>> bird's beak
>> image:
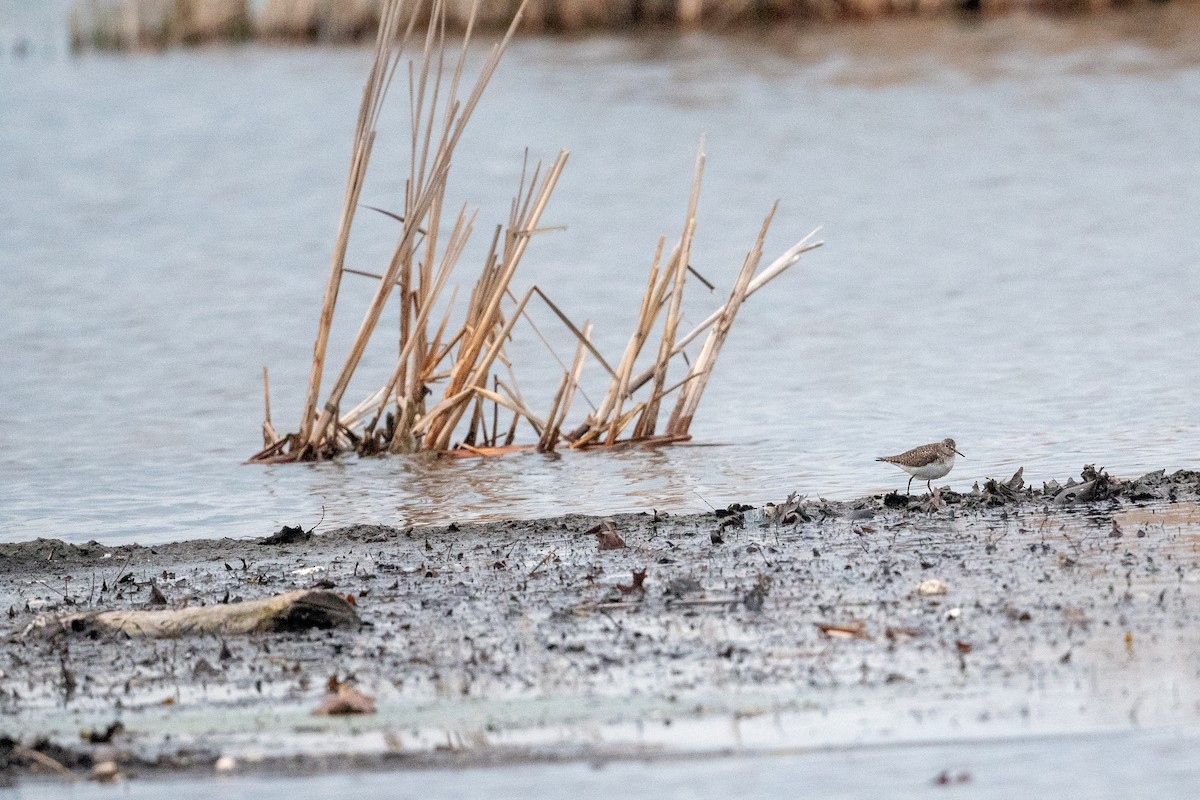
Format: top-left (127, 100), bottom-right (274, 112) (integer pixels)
top-left (954, 448), bottom-right (966, 458)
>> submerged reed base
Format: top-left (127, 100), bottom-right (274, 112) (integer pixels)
top-left (248, 0), bottom-right (821, 464)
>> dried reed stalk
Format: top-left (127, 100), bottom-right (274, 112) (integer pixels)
top-left (667, 203), bottom-right (775, 436)
top-left (262, 366), bottom-right (281, 448)
top-left (566, 238), bottom-right (665, 448)
top-left (622, 229), bottom-right (824, 399)
top-left (538, 321), bottom-right (591, 452)
top-left (410, 284), bottom-right (534, 437)
top-left (358, 205), bottom-right (476, 440)
top-left (302, 0), bottom-right (528, 456)
top-left (421, 151), bottom-right (569, 450)
top-left (632, 143), bottom-right (705, 439)
top-left (299, 0), bottom-right (417, 446)
top-left (474, 386), bottom-right (545, 435)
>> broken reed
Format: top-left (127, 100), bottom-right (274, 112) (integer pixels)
top-left (251, 0), bottom-right (822, 464)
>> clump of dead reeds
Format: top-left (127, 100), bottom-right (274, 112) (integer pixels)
top-left (251, 0), bottom-right (821, 464)
top-left (561, 148), bottom-right (823, 453)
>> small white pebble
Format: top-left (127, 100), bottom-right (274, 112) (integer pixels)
top-left (215, 756), bottom-right (237, 773)
top-left (89, 761), bottom-right (120, 783)
top-left (917, 578), bottom-right (948, 597)
top-left (945, 607), bottom-right (962, 621)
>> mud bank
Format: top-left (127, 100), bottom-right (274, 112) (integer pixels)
top-left (2, 466), bottom-right (1199, 783)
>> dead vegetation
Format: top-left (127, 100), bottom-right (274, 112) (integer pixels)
top-left (251, 0), bottom-right (822, 464)
top-left (68, 0), bottom-right (1183, 50)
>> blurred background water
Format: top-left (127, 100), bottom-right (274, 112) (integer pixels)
top-left (2, 2), bottom-right (1199, 544)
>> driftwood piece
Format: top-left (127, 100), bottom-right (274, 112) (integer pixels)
top-left (25, 590), bottom-right (358, 639)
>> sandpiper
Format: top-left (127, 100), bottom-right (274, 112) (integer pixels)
top-left (876, 438), bottom-right (964, 495)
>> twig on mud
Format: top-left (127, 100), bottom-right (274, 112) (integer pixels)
top-left (570, 601), bottom-right (640, 613)
top-left (599, 609), bottom-right (624, 638)
top-left (572, 597), bottom-right (737, 615)
top-left (110, 547), bottom-right (134, 590)
top-left (747, 542), bottom-right (775, 569)
top-left (32, 579), bottom-right (72, 603)
top-left (528, 548), bottom-right (557, 577)
top-left (309, 505), bottom-right (326, 534)
top-left (666, 598), bottom-right (740, 608)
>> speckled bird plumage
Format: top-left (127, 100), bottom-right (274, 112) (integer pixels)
top-left (877, 438), bottom-right (964, 495)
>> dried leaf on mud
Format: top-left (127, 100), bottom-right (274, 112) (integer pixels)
top-left (764, 492), bottom-right (804, 524)
top-left (588, 519), bottom-right (625, 550)
top-left (147, 583), bottom-right (168, 605)
top-left (918, 489), bottom-right (946, 512)
top-left (313, 677), bottom-right (376, 716)
top-left (617, 569), bottom-right (647, 594)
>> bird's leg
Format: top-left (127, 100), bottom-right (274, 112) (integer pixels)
top-left (927, 479), bottom-right (933, 495)
top-left (906, 476), bottom-right (914, 495)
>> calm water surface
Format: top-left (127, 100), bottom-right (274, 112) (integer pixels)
top-left (2, 8), bottom-right (1200, 545)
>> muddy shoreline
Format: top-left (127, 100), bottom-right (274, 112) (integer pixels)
top-left (3, 466), bottom-right (1200, 783)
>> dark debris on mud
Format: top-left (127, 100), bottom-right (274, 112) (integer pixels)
top-left (2, 467), bottom-right (1199, 781)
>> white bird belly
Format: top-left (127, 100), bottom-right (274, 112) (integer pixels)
top-left (900, 458), bottom-right (953, 480)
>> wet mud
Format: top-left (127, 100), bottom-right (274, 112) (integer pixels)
top-left (2, 467), bottom-right (1199, 783)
